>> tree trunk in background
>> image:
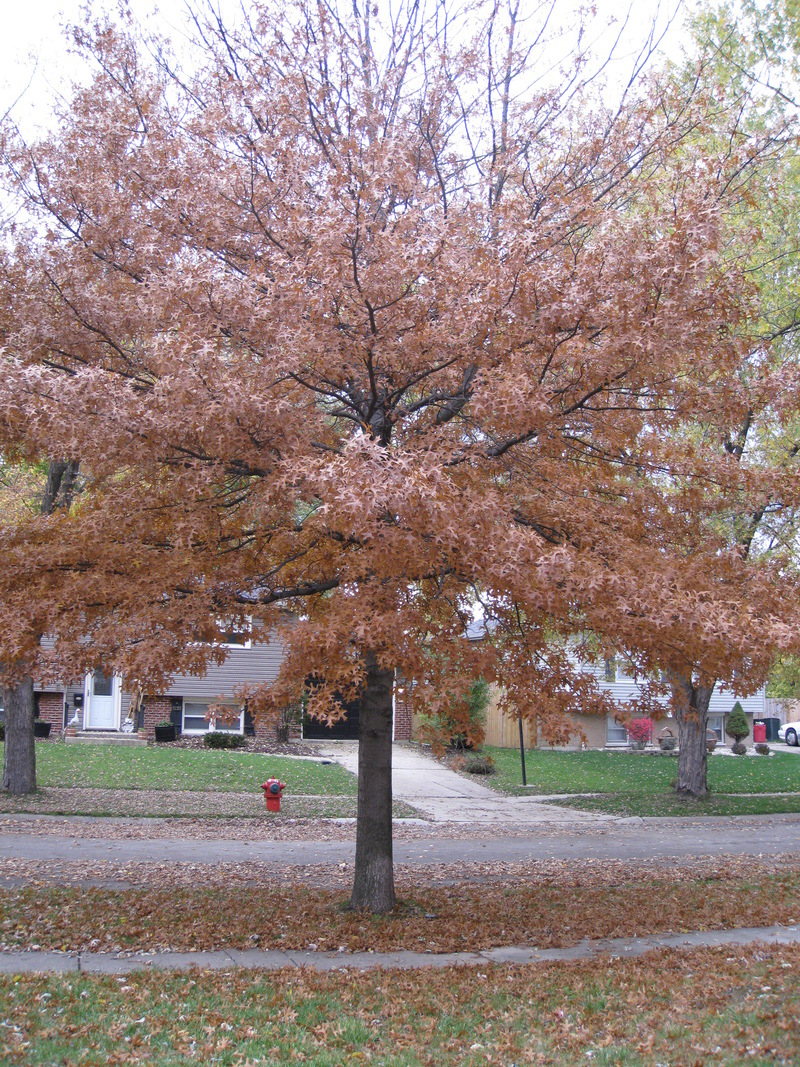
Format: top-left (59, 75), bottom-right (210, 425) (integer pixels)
top-left (1, 678), bottom-right (36, 795)
top-left (349, 653), bottom-right (396, 913)
top-left (41, 459), bottom-right (79, 515)
top-left (673, 676), bottom-right (714, 798)
top-left (2, 460), bottom-right (80, 795)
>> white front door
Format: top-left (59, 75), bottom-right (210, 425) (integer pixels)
top-left (85, 670), bottom-right (118, 729)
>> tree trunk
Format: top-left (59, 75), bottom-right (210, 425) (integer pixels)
top-left (2, 677), bottom-right (36, 795)
top-left (41, 458), bottom-right (79, 514)
top-left (2, 459), bottom-right (80, 794)
top-left (672, 676), bottom-right (714, 798)
top-left (349, 653), bottom-right (396, 913)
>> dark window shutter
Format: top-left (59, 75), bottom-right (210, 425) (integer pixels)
top-left (170, 698), bottom-right (183, 734)
top-left (244, 707), bottom-right (255, 736)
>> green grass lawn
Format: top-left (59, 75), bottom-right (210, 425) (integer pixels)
top-left (483, 745), bottom-right (800, 794)
top-left (3, 944), bottom-right (799, 1066)
top-left (478, 745), bottom-right (800, 816)
top-left (8, 743), bottom-right (358, 795)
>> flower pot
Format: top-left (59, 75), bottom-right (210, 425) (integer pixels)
top-left (154, 724), bottom-right (176, 743)
top-left (34, 721), bottom-right (52, 739)
top-left (659, 728), bottom-right (676, 752)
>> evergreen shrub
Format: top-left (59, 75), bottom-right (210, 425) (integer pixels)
top-left (204, 731), bottom-right (247, 750)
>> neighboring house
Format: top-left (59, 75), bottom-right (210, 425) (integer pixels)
top-left (26, 629), bottom-right (415, 743)
top-left (404, 650), bottom-right (770, 750)
top-left (20, 621), bottom-right (280, 740)
top-left (563, 658), bottom-right (768, 750)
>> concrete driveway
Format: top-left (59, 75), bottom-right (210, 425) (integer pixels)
top-left (317, 742), bottom-right (608, 826)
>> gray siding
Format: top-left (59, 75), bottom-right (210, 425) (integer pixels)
top-left (161, 636), bottom-right (285, 701)
top-left (707, 686), bottom-right (765, 716)
top-left (38, 627), bottom-right (285, 705)
top-left (588, 662), bottom-right (766, 715)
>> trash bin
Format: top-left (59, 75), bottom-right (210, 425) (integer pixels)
top-left (764, 717), bottom-right (781, 742)
top-left (753, 721), bottom-right (767, 743)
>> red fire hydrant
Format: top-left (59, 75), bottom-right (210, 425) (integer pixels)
top-left (261, 778), bottom-right (286, 813)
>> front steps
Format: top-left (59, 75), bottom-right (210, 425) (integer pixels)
top-left (64, 730), bottom-right (148, 746)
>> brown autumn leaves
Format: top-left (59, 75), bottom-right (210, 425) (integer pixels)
top-left (0, 1), bottom-right (798, 742)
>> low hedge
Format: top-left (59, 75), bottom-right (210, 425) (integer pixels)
top-left (203, 731), bottom-right (247, 750)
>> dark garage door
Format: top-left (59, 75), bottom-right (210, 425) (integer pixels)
top-left (302, 696), bottom-right (360, 740)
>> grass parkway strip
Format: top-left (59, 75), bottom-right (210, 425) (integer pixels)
top-left (2, 856), bottom-right (799, 955)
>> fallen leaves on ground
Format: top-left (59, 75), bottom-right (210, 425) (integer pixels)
top-left (1, 854), bottom-right (798, 955)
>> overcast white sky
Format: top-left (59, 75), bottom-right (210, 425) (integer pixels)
top-left (1, 0), bottom-right (191, 128)
top-left (0, 0), bottom-right (693, 133)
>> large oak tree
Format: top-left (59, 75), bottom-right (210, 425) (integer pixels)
top-left (1, 0), bottom-right (797, 906)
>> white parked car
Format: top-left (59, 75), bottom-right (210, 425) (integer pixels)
top-left (778, 721), bottom-right (800, 746)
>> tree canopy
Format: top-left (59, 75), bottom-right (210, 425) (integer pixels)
top-left (1, 0), bottom-right (799, 906)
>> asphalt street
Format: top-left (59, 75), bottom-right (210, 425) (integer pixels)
top-left (1, 813), bottom-right (799, 867)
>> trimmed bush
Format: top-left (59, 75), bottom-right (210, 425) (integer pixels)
top-left (203, 731), bottom-right (247, 750)
top-left (725, 702), bottom-right (750, 746)
top-left (755, 742), bottom-right (771, 756)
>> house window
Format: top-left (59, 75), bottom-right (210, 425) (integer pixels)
top-left (606, 715), bottom-right (628, 745)
top-left (604, 658), bottom-right (617, 683)
top-left (192, 619), bottom-right (253, 650)
top-left (182, 700), bottom-right (243, 734)
top-left (183, 701), bottom-right (212, 733)
top-left (213, 707), bottom-right (243, 732)
top-left (93, 670), bottom-right (113, 697)
top-left (708, 714), bottom-right (724, 742)
top-left (216, 619), bottom-right (252, 649)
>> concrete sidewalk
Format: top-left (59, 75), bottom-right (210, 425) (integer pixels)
top-left (2, 922), bottom-right (799, 975)
top-left (318, 742), bottom-right (607, 825)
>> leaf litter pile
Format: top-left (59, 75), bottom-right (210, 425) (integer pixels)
top-left (2, 944), bottom-right (799, 1065)
top-left (2, 854), bottom-right (798, 956)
